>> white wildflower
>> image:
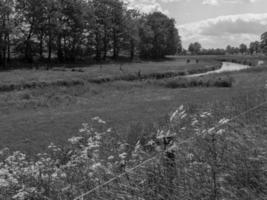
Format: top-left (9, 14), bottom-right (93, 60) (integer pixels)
top-left (68, 136), bottom-right (83, 145)
top-left (191, 119), bottom-right (198, 126)
top-left (208, 128), bottom-right (215, 134)
top-left (147, 140), bottom-right (155, 146)
top-left (157, 130), bottom-right (175, 139)
top-left (180, 113), bottom-right (187, 119)
top-left (219, 118), bottom-right (230, 125)
top-left (200, 112), bottom-right (212, 118)
top-left (79, 123), bottom-right (89, 133)
top-left (0, 178), bottom-right (9, 188)
top-left (91, 163), bottom-right (102, 171)
top-left (156, 130), bottom-right (165, 139)
top-left (179, 105), bottom-right (184, 111)
top-left (216, 129), bottom-right (225, 135)
top-left (92, 117), bottom-right (106, 124)
top-left (170, 110), bottom-right (179, 122)
top-left (119, 152), bottom-right (127, 160)
top-left (134, 141), bottom-right (141, 153)
top-left (108, 156), bottom-right (114, 160)
top-left (12, 190), bottom-right (29, 200)
top-left (187, 153), bottom-right (194, 160)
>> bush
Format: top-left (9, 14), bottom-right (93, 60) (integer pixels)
top-left (160, 75), bottom-right (233, 89)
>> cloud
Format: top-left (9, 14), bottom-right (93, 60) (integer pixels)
top-left (123, 0), bottom-right (190, 14)
top-left (202, 0), bottom-right (219, 6)
top-left (124, 0), bottom-right (169, 14)
top-left (202, 0), bottom-right (262, 5)
top-left (179, 13), bottom-right (267, 48)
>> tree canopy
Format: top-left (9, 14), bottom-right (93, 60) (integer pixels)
top-left (188, 42), bottom-right (201, 55)
top-left (0, 0), bottom-right (181, 69)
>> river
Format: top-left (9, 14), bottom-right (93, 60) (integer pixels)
top-left (187, 62), bottom-right (250, 78)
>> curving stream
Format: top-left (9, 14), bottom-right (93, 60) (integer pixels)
top-left (187, 62), bottom-right (250, 78)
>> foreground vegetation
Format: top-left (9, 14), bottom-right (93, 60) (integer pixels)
top-left (0, 92), bottom-right (266, 199)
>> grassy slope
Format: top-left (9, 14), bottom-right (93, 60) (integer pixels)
top-left (0, 56), bottom-right (266, 154)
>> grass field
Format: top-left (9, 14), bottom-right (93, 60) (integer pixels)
top-left (0, 55), bottom-right (266, 154)
top-left (0, 58), bottom-right (217, 85)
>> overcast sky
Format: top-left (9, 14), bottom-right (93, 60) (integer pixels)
top-left (124, 0), bottom-right (267, 49)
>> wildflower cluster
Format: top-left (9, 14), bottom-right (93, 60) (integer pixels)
top-left (0, 117), bottom-right (129, 200)
top-left (0, 107), bottom-right (266, 200)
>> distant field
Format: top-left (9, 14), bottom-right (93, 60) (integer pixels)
top-left (0, 55), bottom-right (266, 154)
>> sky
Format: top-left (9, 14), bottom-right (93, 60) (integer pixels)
top-left (124, 0), bottom-right (267, 49)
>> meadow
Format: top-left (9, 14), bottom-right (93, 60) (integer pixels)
top-left (0, 55), bottom-right (267, 200)
top-left (0, 55), bottom-right (266, 154)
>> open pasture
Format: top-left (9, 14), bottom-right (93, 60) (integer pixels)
top-left (0, 56), bottom-right (266, 154)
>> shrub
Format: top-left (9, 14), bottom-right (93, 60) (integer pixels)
top-left (161, 75), bottom-right (233, 89)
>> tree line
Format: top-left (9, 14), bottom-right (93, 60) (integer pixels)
top-left (0, 0), bottom-right (182, 69)
top-left (187, 32), bottom-right (267, 55)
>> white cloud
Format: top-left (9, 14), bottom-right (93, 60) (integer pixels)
top-left (124, 0), bottom-right (169, 14)
top-left (179, 13), bottom-right (267, 48)
top-left (123, 0), bottom-right (190, 14)
top-left (202, 0), bottom-right (263, 6)
top-left (203, 0), bottom-right (219, 6)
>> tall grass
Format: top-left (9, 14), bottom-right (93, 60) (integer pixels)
top-left (0, 91), bottom-right (266, 200)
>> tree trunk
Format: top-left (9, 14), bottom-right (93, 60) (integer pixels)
top-left (95, 31), bottom-right (101, 61)
top-left (7, 14), bottom-right (10, 63)
top-left (48, 17), bottom-right (52, 64)
top-left (130, 39), bottom-right (135, 60)
top-left (103, 25), bottom-right (108, 60)
top-left (113, 28), bottom-right (118, 60)
top-left (63, 35), bottom-right (67, 61)
top-left (2, 14), bottom-right (7, 69)
top-left (0, 33), bottom-right (3, 69)
top-left (7, 34), bottom-right (10, 62)
top-left (48, 36), bottom-right (52, 63)
top-left (39, 32), bottom-right (44, 59)
top-left (3, 33), bottom-right (8, 69)
top-left (71, 38), bottom-right (76, 62)
top-left (57, 34), bottom-right (63, 62)
top-left (25, 22), bottom-right (33, 63)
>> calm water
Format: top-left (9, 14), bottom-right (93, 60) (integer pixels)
top-left (187, 62), bottom-right (250, 77)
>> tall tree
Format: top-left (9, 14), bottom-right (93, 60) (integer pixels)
top-left (0, 0), bottom-right (183, 64)
top-left (110, 0), bottom-right (124, 59)
top-left (123, 9), bottom-right (140, 60)
top-left (139, 12), bottom-right (181, 58)
top-left (0, 0), bottom-right (15, 69)
top-left (239, 43), bottom-right (247, 54)
top-left (188, 42), bottom-right (201, 55)
top-left (260, 32), bottom-right (267, 54)
top-left (249, 41), bottom-right (260, 55)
